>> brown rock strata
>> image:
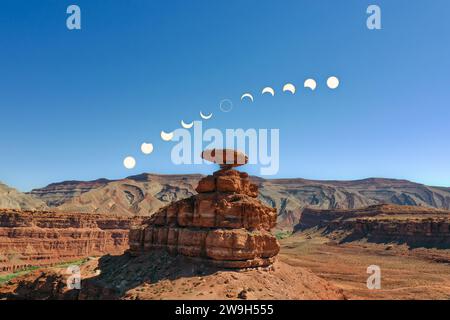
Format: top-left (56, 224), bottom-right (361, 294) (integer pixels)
top-left (0, 209), bottom-right (140, 272)
top-left (296, 204), bottom-right (450, 248)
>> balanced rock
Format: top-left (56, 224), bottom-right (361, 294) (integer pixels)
top-left (129, 150), bottom-right (280, 268)
top-left (201, 148), bottom-right (248, 169)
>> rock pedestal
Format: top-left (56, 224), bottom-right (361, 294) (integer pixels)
top-left (129, 149), bottom-right (280, 268)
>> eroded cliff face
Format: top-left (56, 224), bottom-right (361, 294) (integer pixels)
top-left (295, 204), bottom-right (450, 248)
top-left (331, 218), bottom-right (450, 247)
top-left (260, 178), bottom-right (450, 229)
top-left (130, 152), bottom-right (280, 269)
top-left (0, 209), bottom-right (140, 272)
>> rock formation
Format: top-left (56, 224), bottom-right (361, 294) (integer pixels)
top-left (30, 175), bottom-right (450, 230)
top-left (0, 209), bottom-right (140, 272)
top-left (295, 204), bottom-right (450, 248)
top-left (129, 149), bottom-right (280, 268)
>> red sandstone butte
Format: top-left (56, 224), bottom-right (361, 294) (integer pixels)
top-left (129, 150), bottom-right (280, 268)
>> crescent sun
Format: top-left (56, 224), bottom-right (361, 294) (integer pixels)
top-left (262, 87), bottom-right (275, 96)
top-left (160, 130), bottom-right (174, 141)
top-left (283, 83), bottom-right (296, 94)
top-left (240, 93), bottom-right (254, 102)
top-left (304, 78), bottom-right (317, 91)
top-left (181, 120), bottom-right (194, 129)
top-left (200, 111), bottom-right (213, 120)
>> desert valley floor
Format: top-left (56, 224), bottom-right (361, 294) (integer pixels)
top-left (1, 231), bottom-right (450, 300)
top-left (280, 233), bottom-right (450, 300)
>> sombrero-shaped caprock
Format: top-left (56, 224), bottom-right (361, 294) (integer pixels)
top-left (201, 149), bottom-right (248, 168)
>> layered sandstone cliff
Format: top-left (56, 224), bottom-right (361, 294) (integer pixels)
top-left (129, 150), bottom-right (280, 268)
top-left (295, 204), bottom-right (450, 248)
top-left (0, 209), bottom-right (139, 272)
top-left (329, 216), bottom-right (450, 247)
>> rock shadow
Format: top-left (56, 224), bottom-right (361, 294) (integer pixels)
top-left (67, 251), bottom-right (225, 299)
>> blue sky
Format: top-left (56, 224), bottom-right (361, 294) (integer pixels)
top-left (1, 0), bottom-right (449, 191)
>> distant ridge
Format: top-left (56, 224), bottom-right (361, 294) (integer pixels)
top-left (24, 173), bottom-right (450, 229)
top-left (0, 181), bottom-right (48, 210)
top-left (28, 173), bottom-right (203, 216)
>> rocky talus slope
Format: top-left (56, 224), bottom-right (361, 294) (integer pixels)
top-left (295, 204), bottom-right (450, 248)
top-left (0, 209), bottom-right (140, 272)
top-left (130, 150), bottom-right (280, 268)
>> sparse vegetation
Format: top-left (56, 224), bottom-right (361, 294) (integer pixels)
top-left (275, 230), bottom-right (292, 240)
top-left (0, 258), bottom-right (90, 285)
top-left (0, 266), bottom-right (39, 284)
top-left (53, 258), bottom-right (89, 269)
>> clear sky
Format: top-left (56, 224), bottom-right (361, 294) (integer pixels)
top-left (1, 0), bottom-right (449, 191)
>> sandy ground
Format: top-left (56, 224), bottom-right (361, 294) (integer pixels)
top-left (279, 231), bottom-right (450, 299)
top-left (76, 252), bottom-right (345, 300)
top-left (120, 260), bottom-right (345, 300)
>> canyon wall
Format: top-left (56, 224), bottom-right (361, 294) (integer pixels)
top-left (0, 209), bottom-right (139, 272)
top-left (296, 204), bottom-right (450, 248)
top-left (329, 218), bottom-right (450, 247)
